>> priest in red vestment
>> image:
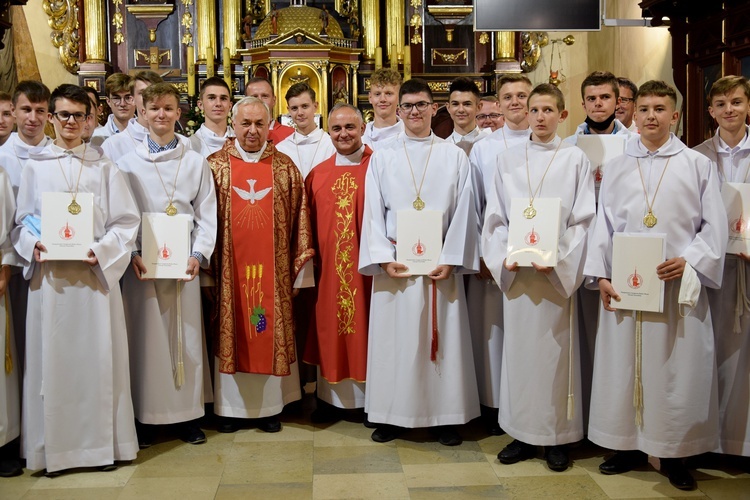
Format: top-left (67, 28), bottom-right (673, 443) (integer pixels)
top-left (207, 96), bottom-right (315, 433)
top-left (303, 104), bottom-right (373, 422)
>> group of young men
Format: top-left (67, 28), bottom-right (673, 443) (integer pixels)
top-left (0, 66), bottom-right (747, 493)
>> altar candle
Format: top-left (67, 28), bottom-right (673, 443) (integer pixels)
top-left (186, 45), bottom-right (195, 97)
top-left (206, 46), bottom-right (215, 77)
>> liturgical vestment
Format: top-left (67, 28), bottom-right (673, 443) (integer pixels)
top-left (208, 140), bottom-right (314, 417)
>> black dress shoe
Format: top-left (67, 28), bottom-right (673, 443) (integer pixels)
top-left (436, 426), bottom-right (462, 447)
top-left (218, 417), bottom-right (241, 433)
top-left (661, 458), bottom-right (696, 491)
top-left (135, 421), bottom-right (156, 449)
top-left (43, 469), bottom-right (62, 478)
top-left (599, 450), bottom-right (648, 475)
top-left (497, 439), bottom-right (536, 464)
top-left (310, 400), bottom-right (343, 424)
top-left (98, 464), bottom-right (118, 472)
top-left (371, 424), bottom-right (403, 443)
top-left (257, 416), bottom-right (281, 433)
top-left (363, 413), bottom-right (377, 429)
top-left (545, 445), bottom-right (569, 472)
top-left (180, 421), bottom-right (207, 445)
top-left (0, 458), bottom-right (22, 477)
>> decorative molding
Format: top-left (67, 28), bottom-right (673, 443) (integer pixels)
top-left (42, 0), bottom-right (80, 73)
top-left (520, 31), bottom-right (548, 72)
top-left (431, 49), bottom-right (468, 66)
top-left (181, 0), bottom-right (194, 46)
top-left (112, 0), bottom-right (124, 44)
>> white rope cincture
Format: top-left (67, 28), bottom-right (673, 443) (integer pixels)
top-left (634, 311), bottom-right (644, 427)
top-left (567, 295), bottom-right (575, 421)
top-left (174, 281), bottom-right (185, 388)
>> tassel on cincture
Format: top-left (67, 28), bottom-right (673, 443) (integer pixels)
top-left (566, 295), bottom-right (575, 421)
top-left (567, 394), bottom-right (575, 421)
top-left (174, 281), bottom-right (184, 388)
top-left (634, 311), bottom-right (644, 427)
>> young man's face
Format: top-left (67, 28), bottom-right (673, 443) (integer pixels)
top-left (368, 83), bottom-right (400, 121)
top-left (582, 84), bottom-right (617, 123)
top-left (0, 100), bottom-right (15, 142)
top-left (49, 98), bottom-right (89, 145)
top-left (398, 91), bottom-right (437, 138)
top-left (328, 107), bottom-right (365, 156)
top-left (199, 85), bottom-right (232, 124)
top-left (708, 86), bottom-right (750, 135)
top-left (447, 90), bottom-right (479, 131)
top-left (107, 89), bottom-right (135, 122)
top-left (615, 85), bottom-right (635, 127)
top-left (233, 103), bottom-right (269, 152)
top-left (13, 94), bottom-right (48, 142)
top-left (528, 94), bottom-right (567, 143)
top-left (636, 95), bottom-right (678, 146)
top-left (477, 100), bottom-right (504, 131)
top-left (145, 94), bottom-right (181, 137)
top-left (245, 81), bottom-right (276, 114)
top-left (498, 82), bottom-right (531, 127)
top-left (287, 92), bottom-right (318, 133)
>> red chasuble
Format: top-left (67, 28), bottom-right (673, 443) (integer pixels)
top-left (229, 154), bottom-right (277, 374)
top-left (303, 147), bottom-right (373, 383)
top-left (268, 122), bottom-right (294, 145)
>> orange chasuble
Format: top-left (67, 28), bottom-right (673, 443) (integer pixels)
top-left (207, 140), bottom-right (314, 376)
top-left (303, 147), bottom-right (373, 383)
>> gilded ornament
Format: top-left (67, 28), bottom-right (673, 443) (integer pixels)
top-left (479, 32), bottom-right (489, 44)
top-left (43, 0), bottom-right (80, 73)
top-left (332, 173), bottom-right (359, 336)
top-left (112, 0), bottom-right (125, 45)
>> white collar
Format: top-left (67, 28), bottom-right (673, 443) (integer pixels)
top-left (335, 145), bottom-right (365, 166)
top-left (235, 140), bottom-right (267, 162)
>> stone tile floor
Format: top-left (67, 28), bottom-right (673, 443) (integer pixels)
top-left (2, 394), bottom-right (748, 499)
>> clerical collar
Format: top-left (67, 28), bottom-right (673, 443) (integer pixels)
top-left (293, 127), bottom-right (322, 144)
top-left (715, 125), bottom-right (750, 153)
top-left (450, 126), bottom-right (481, 143)
top-left (235, 139), bottom-right (267, 162)
top-left (335, 145), bottom-right (365, 166)
top-left (147, 135), bottom-right (179, 153)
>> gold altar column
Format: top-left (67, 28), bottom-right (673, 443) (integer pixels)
top-left (361, 0), bottom-right (380, 62)
top-left (495, 32), bottom-right (516, 60)
top-left (196, 0), bottom-right (217, 62)
top-left (223, 0), bottom-right (241, 56)
top-left (83, 0), bottom-right (106, 62)
top-left (385, 0), bottom-right (404, 64)
top-left (320, 61), bottom-right (329, 130)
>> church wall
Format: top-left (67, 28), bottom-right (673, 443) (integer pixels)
top-left (24, 0), bottom-right (78, 89)
top-left (520, 0), bottom-right (675, 137)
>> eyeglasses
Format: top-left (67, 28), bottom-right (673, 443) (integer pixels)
top-left (108, 95), bottom-right (134, 105)
top-left (477, 113), bottom-right (504, 120)
top-left (618, 97), bottom-right (634, 103)
top-left (398, 101), bottom-right (432, 112)
top-left (52, 111), bottom-right (89, 123)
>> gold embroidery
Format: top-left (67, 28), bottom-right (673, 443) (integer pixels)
top-left (243, 264), bottom-right (267, 337)
top-left (332, 172), bottom-right (358, 335)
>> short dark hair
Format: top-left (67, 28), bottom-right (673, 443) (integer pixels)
top-left (245, 77), bottom-right (274, 96)
top-left (285, 82), bottom-right (316, 102)
top-left (529, 83), bottom-right (565, 111)
top-left (82, 85), bottom-right (100, 106)
top-left (0, 91), bottom-right (11, 103)
top-left (49, 84), bottom-right (91, 115)
top-left (12, 80), bottom-right (51, 106)
top-left (141, 82), bottom-right (181, 107)
top-left (399, 78), bottom-right (433, 102)
top-left (636, 80), bottom-right (678, 107)
top-left (617, 77), bottom-right (638, 98)
top-left (449, 77), bottom-right (480, 100)
top-left (581, 71), bottom-right (619, 99)
top-left (200, 76), bottom-right (231, 98)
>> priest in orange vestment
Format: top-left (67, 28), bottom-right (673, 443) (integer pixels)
top-left (207, 96), bottom-right (315, 433)
top-left (303, 104), bottom-right (373, 422)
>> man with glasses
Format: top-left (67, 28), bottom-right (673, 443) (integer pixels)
top-left (90, 73), bottom-right (134, 146)
top-left (616, 77), bottom-right (638, 132)
top-left (476, 96), bottom-right (504, 132)
top-left (102, 70), bottom-right (163, 161)
top-left (359, 78), bottom-right (480, 447)
top-left (14, 84), bottom-right (140, 475)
